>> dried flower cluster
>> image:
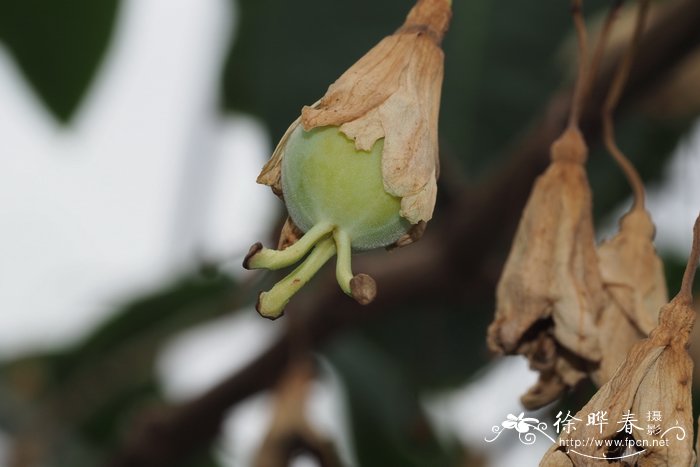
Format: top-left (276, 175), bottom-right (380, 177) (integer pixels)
top-left (487, 1), bottom-right (700, 465)
top-left (541, 217), bottom-right (700, 466)
top-left (488, 0), bottom-right (669, 410)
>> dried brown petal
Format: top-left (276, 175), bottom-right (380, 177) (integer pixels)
top-left (590, 301), bottom-right (643, 386)
top-left (488, 128), bottom-right (608, 408)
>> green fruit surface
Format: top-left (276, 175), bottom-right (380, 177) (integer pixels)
top-left (281, 126), bottom-right (410, 250)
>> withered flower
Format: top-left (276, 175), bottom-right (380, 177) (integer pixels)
top-left (541, 215), bottom-right (700, 467)
top-left (244, 0), bottom-right (452, 319)
top-left (487, 127), bottom-right (608, 409)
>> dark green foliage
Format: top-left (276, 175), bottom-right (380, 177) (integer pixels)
top-left (0, 0), bottom-right (120, 121)
top-left (325, 336), bottom-right (461, 467)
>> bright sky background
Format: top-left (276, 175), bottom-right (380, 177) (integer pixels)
top-left (0, 0), bottom-right (698, 466)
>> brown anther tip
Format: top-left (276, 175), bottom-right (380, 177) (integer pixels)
top-left (243, 242), bottom-right (263, 269)
top-left (255, 292), bottom-right (284, 321)
top-left (350, 274), bottom-right (377, 305)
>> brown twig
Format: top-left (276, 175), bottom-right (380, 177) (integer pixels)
top-left (568, 0), bottom-right (590, 129)
top-left (587, 0), bottom-right (623, 100)
top-left (105, 0), bottom-right (700, 465)
top-left (601, 0), bottom-right (650, 210)
top-left (679, 215), bottom-right (700, 303)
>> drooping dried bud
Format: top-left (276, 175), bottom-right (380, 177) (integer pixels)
top-left (487, 127), bottom-right (608, 409)
top-left (593, 209), bottom-right (668, 384)
top-left (246, 0), bottom-right (452, 318)
top-left (541, 214), bottom-right (700, 467)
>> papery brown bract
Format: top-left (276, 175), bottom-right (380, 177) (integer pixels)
top-left (488, 128), bottom-right (608, 409)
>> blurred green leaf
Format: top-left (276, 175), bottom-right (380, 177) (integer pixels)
top-left (0, 270), bottom-right (238, 466)
top-left (324, 335), bottom-right (460, 467)
top-left (0, 0), bottom-right (120, 121)
top-left (353, 300), bottom-right (493, 392)
top-left (224, 0), bottom-right (409, 139)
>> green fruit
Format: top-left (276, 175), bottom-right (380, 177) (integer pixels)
top-left (244, 125), bottom-right (411, 319)
top-left (281, 125), bottom-right (409, 250)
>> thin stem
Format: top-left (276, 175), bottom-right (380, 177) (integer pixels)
top-left (679, 215), bottom-right (700, 303)
top-left (602, 0), bottom-right (650, 210)
top-left (333, 229), bottom-right (354, 296)
top-left (588, 0), bottom-right (623, 94)
top-left (568, 0), bottom-right (590, 129)
top-left (257, 238), bottom-right (336, 319)
top-left (244, 222), bottom-right (334, 270)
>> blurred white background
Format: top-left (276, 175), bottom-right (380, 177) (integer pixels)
top-left (0, 0), bottom-right (698, 465)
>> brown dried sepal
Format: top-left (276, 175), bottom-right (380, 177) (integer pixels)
top-left (487, 128), bottom-right (608, 409)
top-left (388, 221), bottom-right (427, 250)
top-left (277, 217), bottom-right (304, 250)
top-left (258, 0), bottom-right (450, 225)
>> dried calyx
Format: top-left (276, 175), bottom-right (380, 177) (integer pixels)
top-left (245, 0), bottom-right (451, 319)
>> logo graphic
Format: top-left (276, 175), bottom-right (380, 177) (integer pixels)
top-left (484, 410), bottom-right (687, 461)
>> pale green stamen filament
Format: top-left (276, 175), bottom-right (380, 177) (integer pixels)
top-left (333, 229), bottom-right (354, 296)
top-left (246, 222), bottom-right (334, 270)
top-left (257, 237), bottom-right (337, 319)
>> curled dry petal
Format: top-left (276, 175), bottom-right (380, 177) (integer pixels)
top-left (488, 128), bottom-right (608, 409)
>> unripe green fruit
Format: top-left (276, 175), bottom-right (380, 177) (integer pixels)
top-left (245, 125), bottom-right (414, 319)
top-left (281, 125), bottom-right (409, 250)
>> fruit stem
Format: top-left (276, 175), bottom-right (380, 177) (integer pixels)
top-left (256, 237), bottom-right (336, 319)
top-left (244, 222), bottom-right (334, 270)
top-left (333, 229), bottom-right (377, 305)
